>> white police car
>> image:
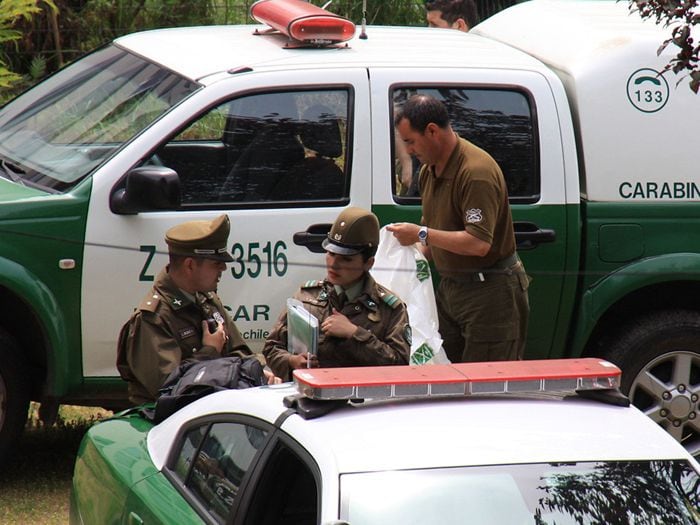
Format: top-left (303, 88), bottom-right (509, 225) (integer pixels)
top-left (70, 359), bottom-right (700, 524)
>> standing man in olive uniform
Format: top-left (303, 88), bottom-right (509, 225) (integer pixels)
top-left (117, 214), bottom-right (272, 405)
top-left (264, 207), bottom-right (411, 381)
top-left (388, 95), bottom-right (529, 363)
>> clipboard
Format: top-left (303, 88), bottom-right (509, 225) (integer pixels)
top-left (287, 298), bottom-right (319, 357)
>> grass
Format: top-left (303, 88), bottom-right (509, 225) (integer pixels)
top-left (0, 403), bottom-right (112, 525)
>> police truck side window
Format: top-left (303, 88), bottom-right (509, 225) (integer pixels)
top-left (392, 87), bottom-right (539, 204)
top-left (152, 89), bottom-right (351, 207)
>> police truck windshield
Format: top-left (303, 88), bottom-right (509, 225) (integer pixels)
top-left (0, 45), bottom-right (198, 192)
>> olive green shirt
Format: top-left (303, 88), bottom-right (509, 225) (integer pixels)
top-left (419, 136), bottom-right (516, 277)
top-left (263, 274), bottom-right (410, 381)
top-left (117, 269), bottom-right (250, 404)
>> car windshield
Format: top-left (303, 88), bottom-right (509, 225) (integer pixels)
top-left (0, 45), bottom-right (198, 193)
top-left (341, 460), bottom-right (700, 524)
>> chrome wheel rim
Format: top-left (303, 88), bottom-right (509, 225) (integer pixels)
top-left (628, 350), bottom-right (700, 458)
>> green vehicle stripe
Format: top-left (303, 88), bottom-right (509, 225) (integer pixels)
top-left (567, 201), bottom-right (700, 356)
top-left (0, 178), bottom-right (91, 397)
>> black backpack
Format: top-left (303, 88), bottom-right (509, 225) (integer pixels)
top-left (145, 356), bottom-right (265, 423)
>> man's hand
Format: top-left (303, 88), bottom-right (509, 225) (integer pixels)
top-left (386, 222), bottom-right (421, 246)
top-left (321, 310), bottom-right (358, 339)
top-left (289, 352), bottom-right (319, 370)
top-left (263, 369), bottom-right (283, 384)
top-left (201, 320), bottom-right (226, 354)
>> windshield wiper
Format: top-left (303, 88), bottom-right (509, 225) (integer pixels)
top-left (0, 157), bottom-right (26, 185)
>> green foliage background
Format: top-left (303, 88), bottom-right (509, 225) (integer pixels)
top-left (2, 1), bottom-right (697, 103)
top-left (0, 0), bottom-right (56, 88)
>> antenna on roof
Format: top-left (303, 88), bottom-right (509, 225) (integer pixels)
top-left (359, 0), bottom-right (367, 39)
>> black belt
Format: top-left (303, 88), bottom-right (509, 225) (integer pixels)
top-left (490, 252), bottom-right (519, 270)
top-left (446, 253), bottom-right (520, 283)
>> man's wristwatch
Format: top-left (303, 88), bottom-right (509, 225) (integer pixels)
top-left (418, 226), bottom-right (429, 246)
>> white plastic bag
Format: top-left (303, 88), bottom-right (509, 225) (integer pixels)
top-left (370, 226), bottom-right (449, 365)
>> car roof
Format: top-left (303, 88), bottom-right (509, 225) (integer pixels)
top-left (148, 382), bottom-right (693, 473)
top-left (473, 0), bottom-right (673, 75)
top-left (114, 24), bottom-right (546, 83)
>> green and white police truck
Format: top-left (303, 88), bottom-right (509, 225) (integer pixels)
top-left (0, 0), bottom-right (697, 461)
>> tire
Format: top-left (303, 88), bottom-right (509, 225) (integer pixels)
top-left (0, 329), bottom-right (29, 465)
top-left (605, 310), bottom-right (700, 458)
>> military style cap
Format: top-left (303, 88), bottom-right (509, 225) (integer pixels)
top-left (165, 214), bottom-right (233, 262)
top-left (322, 207), bottom-right (380, 256)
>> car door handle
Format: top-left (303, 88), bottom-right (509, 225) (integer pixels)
top-left (514, 221), bottom-right (556, 250)
top-left (294, 223), bottom-right (332, 253)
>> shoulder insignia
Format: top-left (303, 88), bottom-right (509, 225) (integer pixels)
top-left (169, 293), bottom-right (191, 310)
top-left (381, 293), bottom-right (401, 309)
top-left (302, 280), bottom-right (324, 289)
top-left (138, 293), bottom-right (161, 313)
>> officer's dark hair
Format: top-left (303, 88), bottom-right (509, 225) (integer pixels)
top-left (425, 0), bottom-right (480, 28)
top-left (169, 253), bottom-right (186, 268)
top-left (394, 94), bottom-right (450, 133)
top-left (362, 245), bottom-right (377, 261)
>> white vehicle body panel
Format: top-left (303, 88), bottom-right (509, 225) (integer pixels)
top-left (474, 0), bottom-right (700, 202)
top-left (82, 68), bottom-right (371, 375)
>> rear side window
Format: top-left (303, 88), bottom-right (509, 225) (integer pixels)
top-left (392, 87), bottom-right (539, 204)
top-left (170, 421), bottom-right (269, 523)
top-left (151, 89), bottom-right (351, 208)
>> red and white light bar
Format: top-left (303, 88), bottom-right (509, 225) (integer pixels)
top-left (293, 358), bottom-right (621, 401)
top-left (250, 0), bottom-right (356, 46)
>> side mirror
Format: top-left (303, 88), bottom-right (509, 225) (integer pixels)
top-left (110, 166), bottom-right (181, 214)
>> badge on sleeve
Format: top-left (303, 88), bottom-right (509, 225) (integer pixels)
top-left (403, 324), bottom-right (412, 345)
top-left (466, 208), bottom-right (483, 224)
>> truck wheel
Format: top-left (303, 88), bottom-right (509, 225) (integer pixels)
top-left (0, 329), bottom-right (29, 465)
top-left (605, 310), bottom-right (699, 458)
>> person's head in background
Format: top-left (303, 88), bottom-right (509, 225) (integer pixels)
top-left (425, 0), bottom-right (479, 32)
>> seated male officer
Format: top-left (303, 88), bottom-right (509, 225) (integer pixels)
top-left (264, 207), bottom-right (411, 381)
top-left (117, 214), bottom-right (275, 404)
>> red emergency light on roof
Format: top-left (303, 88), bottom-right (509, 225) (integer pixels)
top-left (293, 358), bottom-right (622, 401)
top-left (250, 0), bottom-right (356, 46)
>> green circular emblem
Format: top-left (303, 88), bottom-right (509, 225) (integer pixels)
top-left (403, 324), bottom-right (412, 345)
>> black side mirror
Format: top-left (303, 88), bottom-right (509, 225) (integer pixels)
top-left (110, 166), bottom-right (181, 214)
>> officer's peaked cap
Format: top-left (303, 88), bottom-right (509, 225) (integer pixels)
top-left (323, 207), bottom-right (380, 256)
top-left (165, 214), bottom-right (233, 262)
